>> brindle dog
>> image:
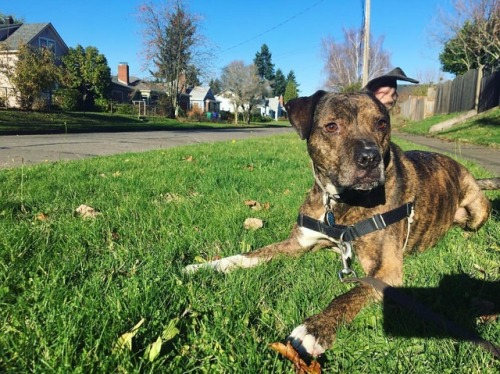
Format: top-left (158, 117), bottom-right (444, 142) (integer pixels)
top-left (185, 68), bottom-right (499, 359)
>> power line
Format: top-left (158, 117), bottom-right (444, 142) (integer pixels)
top-left (221, 0), bottom-right (326, 53)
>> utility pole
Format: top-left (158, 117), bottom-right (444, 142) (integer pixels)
top-left (362, 0), bottom-right (371, 87)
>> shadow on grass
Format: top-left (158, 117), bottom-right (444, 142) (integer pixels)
top-left (384, 274), bottom-right (500, 355)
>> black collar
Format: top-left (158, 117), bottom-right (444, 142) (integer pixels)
top-left (297, 202), bottom-right (414, 243)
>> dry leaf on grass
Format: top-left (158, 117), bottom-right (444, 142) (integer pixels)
top-left (244, 200), bottom-right (270, 211)
top-left (182, 155), bottom-right (194, 162)
top-left (243, 218), bottom-right (263, 230)
top-left (75, 204), bottom-right (101, 219)
top-left (35, 213), bottom-right (49, 221)
top-left (269, 341), bottom-right (321, 374)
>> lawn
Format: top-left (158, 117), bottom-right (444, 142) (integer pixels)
top-left (0, 109), bottom-right (289, 135)
top-left (0, 134), bottom-right (499, 372)
top-left (396, 107), bottom-right (500, 148)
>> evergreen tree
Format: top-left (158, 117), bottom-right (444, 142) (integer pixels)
top-left (273, 68), bottom-right (287, 97)
top-left (209, 78), bottom-right (223, 95)
top-left (283, 80), bottom-right (298, 104)
top-left (254, 44), bottom-right (275, 80)
top-left (286, 70), bottom-right (300, 95)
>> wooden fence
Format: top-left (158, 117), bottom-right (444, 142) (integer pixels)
top-left (399, 68), bottom-right (499, 121)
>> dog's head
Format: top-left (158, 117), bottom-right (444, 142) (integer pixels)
top-left (285, 68), bottom-right (417, 193)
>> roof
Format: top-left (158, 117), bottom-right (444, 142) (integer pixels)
top-left (111, 75), bottom-right (167, 93)
top-left (188, 86), bottom-right (211, 101)
top-left (0, 23), bottom-right (68, 51)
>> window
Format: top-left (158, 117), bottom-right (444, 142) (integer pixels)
top-left (39, 37), bottom-right (56, 53)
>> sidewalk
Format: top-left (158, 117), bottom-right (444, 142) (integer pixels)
top-left (393, 130), bottom-right (500, 176)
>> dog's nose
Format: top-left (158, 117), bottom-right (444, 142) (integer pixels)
top-left (356, 147), bottom-right (381, 169)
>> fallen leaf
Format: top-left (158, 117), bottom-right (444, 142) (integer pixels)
top-left (245, 200), bottom-right (262, 210)
top-left (182, 155), bottom-right (194, 162)
top-left (161, 318), bottom-right (180, 342)
top-left (112, 171), bottom-right (122, 177)
top-left (146, 336), bottom-right (162, 362)
top-left (244, 164), bottom-right (254, 171)
top-left (35, 213), bottom-right (49, 221)
top-left (161, 192), bottom-right (183, 203)
top-left (269, 341), bottom-right (321, 374)
top-left (75, 204), bottom-right (101, 219)
top-left (243, 218), bottom-right (263, 230)
top-left (114, 318), bottom-right (145, 351)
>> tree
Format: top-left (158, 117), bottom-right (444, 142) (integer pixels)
top-left (138, 0), bottom-right (210, 117)
top-left (0, 13), bottom-right (23, 24)
top-left (321, 27), bottom-right (391, 92)
top-left (209, 78), bottom-right (223, 95)
top-left (184, 64), bottom-right (201, 88)
top-left (435, 0), bottom-right (500, 75)
top-left (283, 80), bottom-right (298, 104)
top-left (220, 61), bottom-right (270, 124)
top-left (8, 44), bottom-right (60, 110)
top-left (286, 70), bottom-right (300, 95)
top-left (61, 45), bottom-right (111, 109)
top-left (254, 44), bottom-right (275, 81)
top-left (273, 68), bottom-right (287, 97)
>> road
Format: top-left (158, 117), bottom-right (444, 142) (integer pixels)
top-left (0, 127), bottom-right (294, 169)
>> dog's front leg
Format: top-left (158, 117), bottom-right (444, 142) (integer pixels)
top-left (184, 228), bottom-right (317, 273)
top-left (288, 241), bottom-right (404, 357)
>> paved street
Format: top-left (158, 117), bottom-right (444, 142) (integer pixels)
top-left (0, 127), bottom-right (293, 169)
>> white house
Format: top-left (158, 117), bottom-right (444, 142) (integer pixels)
top-left (258, 95), bottom-right (286, 120)
top-left (215, 90), bottom-right (243, 113)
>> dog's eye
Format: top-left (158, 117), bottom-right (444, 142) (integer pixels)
top-left (376, 120), bottom-right (388, 131)
top-left (325, 122), bottom-right (339, 133)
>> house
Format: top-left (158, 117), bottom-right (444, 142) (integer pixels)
top-left (215, 90), bottom-right (243, 113)
top-left (215, 90), bottom-right (286, 120)
top-left (0, 19), bottom-right (68, 108)
top-left (257, 95), bottom-right (286, 120)
top-left (110, 62), bottom-right (169, 105)
top-left (179, 86), bottom-right (219, 113)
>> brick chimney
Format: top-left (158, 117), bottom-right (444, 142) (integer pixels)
top-left (118, 63), bottom-right (129, 85)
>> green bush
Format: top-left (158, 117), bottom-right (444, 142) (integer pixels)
top-left (93, 98), bottom-right (109, 112)
top-left (53, 89), bottom-right (81, 111)
top-left (114, 103), bottom-right (137, 115)
top-left (251, 114), bottom-right (272, 123)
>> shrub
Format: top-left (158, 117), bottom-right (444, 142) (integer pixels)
top-left (187, 106), bottom-right (204, 121)
top-left (53, 89), bottom-right (81, 111)
top-left (251, 114), bottom-right (272, 123)
top-left (93, 98), bottom-right (109, 112)
top-left (114, 103), bottom-right (137, 115)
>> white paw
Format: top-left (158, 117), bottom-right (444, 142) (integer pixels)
top-left (288, 324), bottom-right (325, 357)
top-left (184, 254), bottom-right (261, 274)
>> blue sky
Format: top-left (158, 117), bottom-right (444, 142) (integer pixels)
top-left (4, 0), bottom-right (453, 96)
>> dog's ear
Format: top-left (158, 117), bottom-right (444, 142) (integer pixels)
top-left (364, 67), bottom-right (418, 109)
top-left (285, 90), bottom-right (326, 140)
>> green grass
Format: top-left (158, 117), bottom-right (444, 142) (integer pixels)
top-left (395, 112), bottom-right (463, 135)
top-left (1, 134), bottom-right (499, 372)
top-left (432, 107), bottom-right (500, 148)
top-left (396, 107), bottom-right (500, 148)
top-left (0, 109), bottom-right (289, 135)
